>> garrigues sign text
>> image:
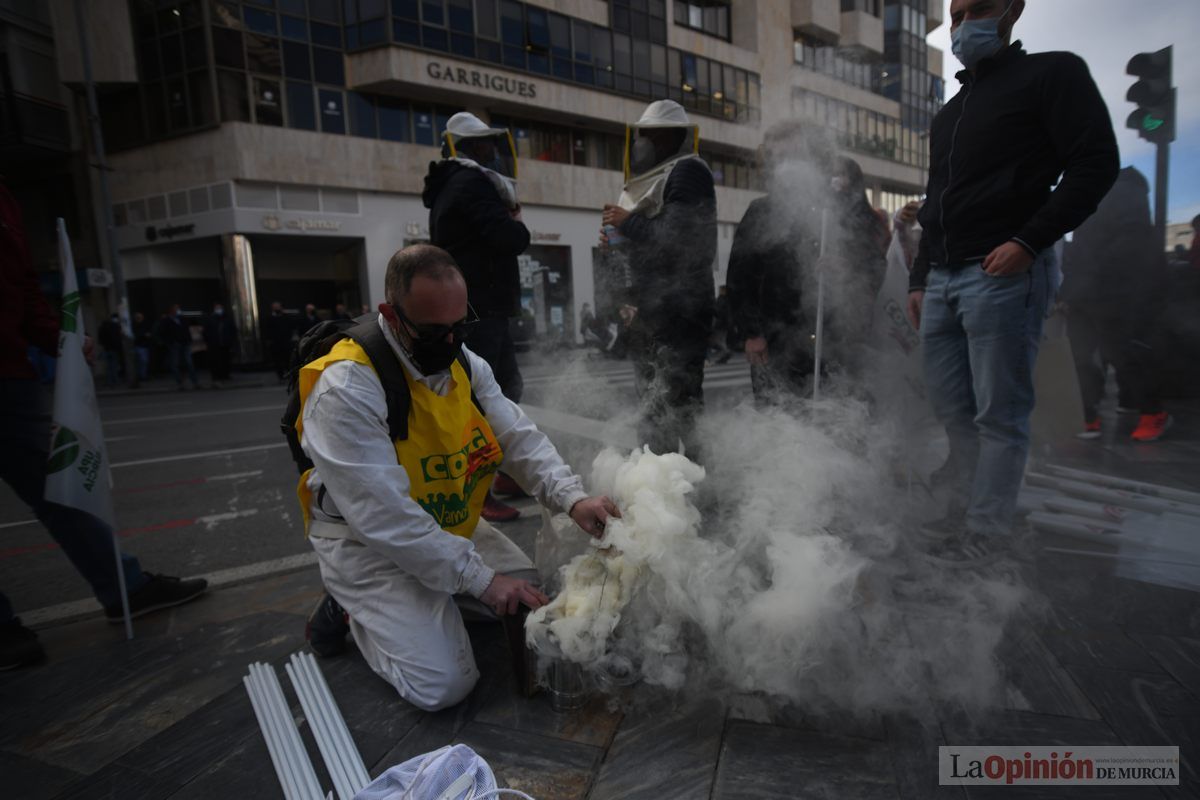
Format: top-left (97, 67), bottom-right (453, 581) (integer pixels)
top-left (426, 62), bottom-right (537, 99)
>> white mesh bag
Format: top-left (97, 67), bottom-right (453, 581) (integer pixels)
top-left (352, 744), bottom-right (535, 800)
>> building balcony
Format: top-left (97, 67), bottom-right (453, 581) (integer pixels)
top-left (927, 0), bottom-right (945, 33)
top-left (838, 10), bottom-right (884, 60)
top-left (791, 0), bottom-right (841, 44)
top-left (929, 45), bottom-right (944, 80)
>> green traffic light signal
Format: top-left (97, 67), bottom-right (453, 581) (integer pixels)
top-left (1126, 46), bottom-right (1174, 145)
top-left (1142, 114), bottom-right (1165, 133)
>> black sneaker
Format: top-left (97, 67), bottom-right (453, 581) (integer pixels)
top-left (0, 619), bottom-right (45, 671)
top-left (306, 594), bottom-right (350, 658)
top-left (105, 573), bottom-right (209, 623)
top-left (918, 532), bottom-right (1006, 569)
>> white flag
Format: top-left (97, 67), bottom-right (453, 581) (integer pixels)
top-left (44, 218), bottom-right (115, 529)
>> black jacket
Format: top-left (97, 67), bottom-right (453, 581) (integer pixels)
top-left (98, 319), bottom-right (122, 350)
top-left (911, 43), bottom-right (1119, 290)
top-left (617, 158), bottom-right (717, 349)
top-left (155, 315), bottom-right (191, 345)
top-left (263, 312), bottom-right (294, 349)
top-left (203, 314), bottom-right (237, 349)
top-left (422, 161), bottom-right (529, 319)
top-left (1061, 167), bottom-right (1164, 312)
top-left (727, 193), bottom-right (885, 352)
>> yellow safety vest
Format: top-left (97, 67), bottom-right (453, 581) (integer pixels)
top-left (295, 338), bottom-right (503, 539)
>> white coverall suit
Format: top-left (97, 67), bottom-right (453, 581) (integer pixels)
top-left (300, 315), bottom-right (587, 711)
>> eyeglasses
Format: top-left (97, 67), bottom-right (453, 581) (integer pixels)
top-left (391, 302), bottom-right (479, 344)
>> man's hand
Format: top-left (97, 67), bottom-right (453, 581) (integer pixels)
top-left (745, 335), bottom-right (768, 365)
top-left (982, 241), bottom-right (1034, 276)
top-left (510, 203), bottom-right (523, 221)
top-left (897, 200), bottom-right (920, 226)
top-left (906, 290), bottom-right (925, 331)
top-left (82, 335), bottom-right (95, 365)
top-left (480, 574), bottom-right (549, 616)
top-left (570, 495), bottom-right (621, 538)
top-left (602, 204), bottom-right (630, 228)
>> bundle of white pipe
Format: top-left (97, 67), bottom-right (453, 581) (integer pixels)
top-left (243, 654), bottom-right (369, 800)
top-left (285, 652), bottom-right (370, 800)
top-left (243, 662), bottom-right (324, 800)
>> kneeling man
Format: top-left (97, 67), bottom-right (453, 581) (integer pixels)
top-left (298, 244), bottom-right (617, 711)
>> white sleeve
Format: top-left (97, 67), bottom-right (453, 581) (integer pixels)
top-left (464, 348), bottom-right (588, 514)
top-left (301, 360), bottom-right (494, 598)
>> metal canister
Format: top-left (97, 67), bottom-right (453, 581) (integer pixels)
top-left (547, 658), bottom-right (587, 712)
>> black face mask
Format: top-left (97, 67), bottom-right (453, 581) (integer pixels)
top-left (409, 337), bottom-right (462, 375)
top-left (630, 136), bottom-right (658, 174)
top-left (390, 303), bottom-right (476, 375)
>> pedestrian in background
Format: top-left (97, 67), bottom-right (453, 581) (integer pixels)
top-left (301, 303), bottom-right (320, 334)
top-left (202, 301), bottom-right (237, 388)
top-left (1061, 166), bottom-right (1171, 442)
top-left (132, 311), bottom-right (152, 380)
top-left (423, 111), bottom-right (529, 522)
top-left (334, 302), bottom-right (353, 321)
top-left (601, 99), bottom-right (716, 458)
top-left (156, 303), bottom-right (198, 390)
top-left (97, 313), bottom-right (122, 387)
top-left (263, 301), bottom-right (294, 382)
top-left (906, 0), bottom-right (1118, 563)
top-left (727, 122), bottom-right (826, 406)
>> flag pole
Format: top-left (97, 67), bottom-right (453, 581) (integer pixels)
top-left (54, 219), bottom-right (133, 639)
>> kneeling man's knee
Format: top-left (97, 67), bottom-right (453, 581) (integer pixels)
top-left (404, 665), bottom-right (478, 712)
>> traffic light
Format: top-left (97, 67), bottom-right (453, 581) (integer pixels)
top-left (1126, 46), bottom-right (1175, 145)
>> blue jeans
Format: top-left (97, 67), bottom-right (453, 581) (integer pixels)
top-left (135, 346), bottom-right (150, 380)
top-left (168, 341), bottom-right (198, 387)
top-left (921, 252), bottom-right (1051, 535)
top-left (103, 350), bottom-right (120, 387)
top-left (0, 379), bottom-right (147, 621)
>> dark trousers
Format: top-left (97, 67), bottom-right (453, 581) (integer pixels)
top-left (750, 333), bottom-right (816, 409)
top-left (469, 317), bottom-right (523, 403)
top-left (271, 343), bottom-right (292, 380)
top-left (1067, 306), bottom-right (1162, 419)
top-left (631, 341), bottom-right (706, 460)
top-left (208, 345), bottom-right (233, 381)
top-left (0, 379), bottom-right (146, 621)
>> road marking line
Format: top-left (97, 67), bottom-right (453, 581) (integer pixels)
top-left (105, 435), bottom-right (143, 443)
top-left (0, 519), bottom-right (37, 529)
top-left (112, 442), bottom-right (288, 468)
top-left (0, 509), bottom-right (261, 560)
top-left (521, 403), bottom-right (637, 449)
top-left (22, 552), bottom-right (320, 628)
top-left (105, 404), bottom-right (281, 426)
top-left (116, 470), bottom-right (265, 494)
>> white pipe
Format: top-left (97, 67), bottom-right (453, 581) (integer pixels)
top-left (300, 653), bottom-right (369, 791)
top-left (287, 659), bottom-right (354, 800)
top-left (255, 662), bottom-right (324, 800)
top-left (812, 206), bottom-right (829, 403)
top-left (246, 669), bottom-right (302, 800)
top-left (251, 665), bottom-right (306, 800)
top-left (1043, 464), bottom-right (1200, 506)
top-left (299, 652), bottom-right (370, 790)
top-left (245, 674), bottom-right (299, 800)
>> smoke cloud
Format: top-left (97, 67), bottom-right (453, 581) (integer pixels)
top-left (525, 122), bottom-right (1032, 718)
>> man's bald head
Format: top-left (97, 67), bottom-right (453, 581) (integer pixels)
top-left (384, 244), bottom-right (464, 306)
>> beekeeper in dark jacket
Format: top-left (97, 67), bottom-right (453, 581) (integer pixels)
top-left (599, 99), bottom-right (716, 459)
top-left (905, 0), bottom-right (1118, 561)
top-left (423, 111), bottom-right (530, 523)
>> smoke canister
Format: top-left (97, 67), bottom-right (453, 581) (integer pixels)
top-left (547, 658), bottom-right (587, 712)
top-left (603, 224), bottom-right (625, 245)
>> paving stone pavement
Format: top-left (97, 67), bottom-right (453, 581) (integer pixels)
top-left (4, 409), bottom-right (1198, 800)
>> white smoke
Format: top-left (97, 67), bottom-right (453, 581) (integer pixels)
top-left (524, 123), bottom-right (1032, 717)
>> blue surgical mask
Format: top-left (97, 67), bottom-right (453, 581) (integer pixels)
top-left (951, 2), bottom-right (1013, 70)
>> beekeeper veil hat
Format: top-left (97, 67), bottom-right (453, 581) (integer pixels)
top-left (625, 99), bottom-right (699, 179)
top-left (442, 111), bottom-right (518, 179)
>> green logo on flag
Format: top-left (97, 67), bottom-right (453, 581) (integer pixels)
top-left (47, 425), bottom-right (80, 473)
top-left (60, 291), bottom-right (81, 334)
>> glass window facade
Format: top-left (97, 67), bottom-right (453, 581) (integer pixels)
top-left (792, 88), bottom-right (927, 171)
top-left (882, 0), bottom-right (941, 132)
top-left (106, 0), bottom-right (759, 153)
top-left (673, 1), bottom-right (729, 41)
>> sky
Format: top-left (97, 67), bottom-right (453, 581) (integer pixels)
top-left (926, 0), bottom-right (1200, 225)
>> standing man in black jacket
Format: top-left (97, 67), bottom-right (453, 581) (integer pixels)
top-left (423, 111), bottom-right (529, 522)
top-left (906, 0), bottom-right (1118, 563)
top-left (600, 100), bottom-right (716, 458)
top-left (202, 302), bottom-right (237, 387)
